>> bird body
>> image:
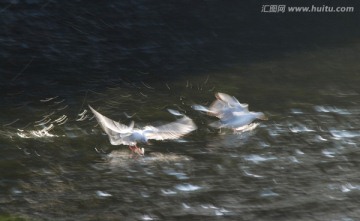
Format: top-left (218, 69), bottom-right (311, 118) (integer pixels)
top-left (193, 92), bottom-right (266, 130)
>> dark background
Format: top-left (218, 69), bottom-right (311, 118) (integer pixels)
top-left (1, 0), bottom-right (359, 87)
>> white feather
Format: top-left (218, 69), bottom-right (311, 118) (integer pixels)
top-left (89, 106), bottom-right (197, 146)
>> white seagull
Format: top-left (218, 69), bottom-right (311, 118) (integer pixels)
top-left (192, 92), bottom-right (267, 131)
top-left (89, 105), bottom-right (197, 156)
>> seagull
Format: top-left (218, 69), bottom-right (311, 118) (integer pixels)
top-left (89, 105), bottom-right (197, 156)
top-left (192, 92), bottom-right (267, 131)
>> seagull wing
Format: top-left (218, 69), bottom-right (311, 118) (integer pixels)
top-left (216, 92), bottom-right (240, 106)
top-left (215, 92), bottom-right (249, 112)
top-left (89, 105), bottom-right (134, 135)
top-left (208, 100), bottom-right (227, 117)
top-left (144, 116), bottom-right (197, 140)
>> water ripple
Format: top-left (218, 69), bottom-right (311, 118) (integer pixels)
top-left (330, 130), bottom-right (360, 139)
top-left (314, 106), bottom-right (351, 115)
top-left (175, 184), bottom-right (202, 192)
top-left (243, 154), bottom-right (277, 164)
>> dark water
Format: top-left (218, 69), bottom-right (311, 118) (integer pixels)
top-left (1, 0), bottom-right (360, 220)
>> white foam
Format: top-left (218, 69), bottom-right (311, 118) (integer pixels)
top-left (17, 124), bottom-right (58, 138)
top-left (295, 149), bottom-right (305, 155)
top-left (340, 183), bottom-right (360, 193)
top-left (316, 135), bottom-right (328, 141)
top-left (330, 130), bottom-right (360, 139)
top-left (141, 215), bottom-right (154, 221)
top-left (175, 184), bottom-right (202, 192)
top-left (182, 203), bottom-right (191, 209)
top-left (290, 108), bottom-right (303, 114)
top-left (243, 169), bottom-right (264, 178)
top-left (289, 156), bottom-right (300, 163)
top-left (164, 169), bottom-right (189, 180)
top-left (243, 154), bottom-right (277, 164)
top-left (314, 106), bottom-right (351, 115)
top-left (289, 125), bottom-right (315, 133)
top-left (215, 210), bottom-right (224, 216)
top-left (161, 189), bottom-right (177, 195)
top-left (260, 189), bottom-right (279, 197)
top-left (322, 149), bottom-right (336, 158)
top-left (96, 190), bottom-right (112, 197)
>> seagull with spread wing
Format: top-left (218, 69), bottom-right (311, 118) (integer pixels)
top-left (192, 92), bottom-right (267, 131)
top-left (89, 105), bottom-right (197, 156)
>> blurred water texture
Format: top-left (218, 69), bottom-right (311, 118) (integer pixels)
top-left (1, 0), bottom-right (360, 220)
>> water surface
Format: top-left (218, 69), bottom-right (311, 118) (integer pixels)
top-left (1, 1), bottom-right (360, 220)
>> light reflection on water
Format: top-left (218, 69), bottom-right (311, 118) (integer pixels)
top-left (1, 46), bottom-right (360, 221)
